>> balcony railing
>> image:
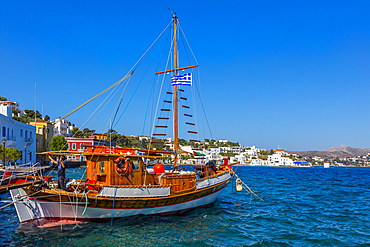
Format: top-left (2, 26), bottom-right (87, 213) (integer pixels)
top-left (25, 138), bottom-right (33, 143)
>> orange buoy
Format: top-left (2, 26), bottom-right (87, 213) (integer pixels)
top-left (153, 164), bottom-right (165, 173)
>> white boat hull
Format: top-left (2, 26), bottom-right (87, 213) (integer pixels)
top-left (10, 175), bottom-right (231, 223)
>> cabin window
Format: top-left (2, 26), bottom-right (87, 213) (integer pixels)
top-left (20, 129), bottom-right (23, 137)
top-left (131, 160), bottom-right (139, 170)
top-left (99, 161), bottom-right (105, 173)
top-left (72, 143), bottom-right (76, 150)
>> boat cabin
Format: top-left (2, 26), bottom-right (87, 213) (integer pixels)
top-left (84, 146), bottom-right (202, 194)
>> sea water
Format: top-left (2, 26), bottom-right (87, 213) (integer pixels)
top-left (1, 166), bottom-right (369, 246)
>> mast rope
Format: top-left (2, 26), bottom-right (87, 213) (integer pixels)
top-left (145, 26), bottom-right (173, 146)
top-left (178, 22), bottom-right (199, 65)
top-left (178, 22), bottom-right (213, 140)
top-left (146, 33), bottom-right (174, 150)
top-left (112, 23), bottom-right (173, 132)
top-left (43, 19), bottom-right (173, 164)
top-left (103, 75), bottom-right (133, 133)
top-left (90, 17), bottom-right (173, 131)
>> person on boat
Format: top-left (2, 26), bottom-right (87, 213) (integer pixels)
top-left (47, 154), bottom-right (67, 190)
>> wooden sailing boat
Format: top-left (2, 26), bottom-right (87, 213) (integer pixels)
top-left (10, 13), bottom-right (234, 223)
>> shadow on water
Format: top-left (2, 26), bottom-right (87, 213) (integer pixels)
top-left (11, 205), bottom-right (225, 247)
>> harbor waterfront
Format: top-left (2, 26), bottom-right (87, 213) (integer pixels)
top-left (1, 166), bottom-right (369, 246)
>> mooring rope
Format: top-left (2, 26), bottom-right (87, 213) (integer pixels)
top-left (0, 190), bottom-right (41, 210)
top-left (81, 192), bottom-right (88, 216)
top-left (110, 185), bottom-right (118, 226)
top-left (58, 193), bottom-right (63, 230)
top-left (234, 173), bottom-right (264, 201)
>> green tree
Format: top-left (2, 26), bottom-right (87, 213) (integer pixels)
top-left (72, 127), bottom-right (95, 138)
top-left (258, 155), bottom-right (268, 160)
top-left (12, 109), bottom-right (21, 117)
top-left (82, 128), bottom-right (95, 137)
top-left (0, 96), bottom-right (7, 101)
top-left (105, 129), bottom-right (129, 147)
top-left (24, 110), bottom-right (43, 120)
top-left (13, 109), bottom-right (44, 123)
top-left (181, 153), bottom-right (194, 160)
top-left (12, 115), bottom-right (31, 123)
top-left (0, 146), bottom-right (21, 164)
top-left (116, 135), bottom-right (130, 147)
top-left (178, 138), bottom-right (189, 146)
top-left (72, 127), bottom-right (84, 137)
top-left (220, 152), bottom-right (237, 158)
top-left (50, 136), bottom-right (68, 151)
top-left (1, 145), bottom-right (6, 163)
top-left (7, 147), bottom-right (21, 163)
top-left (107, 129), bottom-right (118, 134)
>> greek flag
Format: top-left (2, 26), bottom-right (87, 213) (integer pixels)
top-left (171, 73), bottom-right (192, 86)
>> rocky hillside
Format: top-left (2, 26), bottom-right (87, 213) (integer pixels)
top-left (288, 145), bottom-right (370, 158)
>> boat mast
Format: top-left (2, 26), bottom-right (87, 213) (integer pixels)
top-left (172, 13), bottom-right (179, 168)
top-left (155, 13), bottom-right (198, 168)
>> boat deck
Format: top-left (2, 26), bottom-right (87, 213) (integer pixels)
top-left (0, 180), bottom-right (43, 194)
top-left (1, 165), bottom-right (50, 174)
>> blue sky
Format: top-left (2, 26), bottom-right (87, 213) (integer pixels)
top-left (1, 1), bottom-right (369, 151)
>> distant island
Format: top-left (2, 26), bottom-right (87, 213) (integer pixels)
top-left (288, 145), bottom-right (370, 158)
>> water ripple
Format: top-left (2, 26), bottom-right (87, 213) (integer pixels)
top-left (1, 166), bottom-right (370, 246)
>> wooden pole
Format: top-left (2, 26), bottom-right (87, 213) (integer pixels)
top-left (173, 13), bottom-right (179, 168)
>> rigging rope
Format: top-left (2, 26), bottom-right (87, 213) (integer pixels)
top-left (145, 32), bottom-right (173, 144)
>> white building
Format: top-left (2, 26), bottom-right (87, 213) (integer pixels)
top-left (267, 153), bottom-right (294, 166)
top-left (275, 149), bottom-right (288, 155)
top-left (180, 145), bottom-right (193, 153)
top-left (0, 100), bottom-right (21, 112)
top-left (0, 105), bottom-right (36, 164)
top-left (233, 154), bottom-right (247, 164)
top-left (53, 118), bottom-right (73, 137)
top-left (243, 145), bottom-right (259, 155)
top-left (205, 147), bottom-right (224, 160)
top-left (250, 159), bottom-right (267, 166)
